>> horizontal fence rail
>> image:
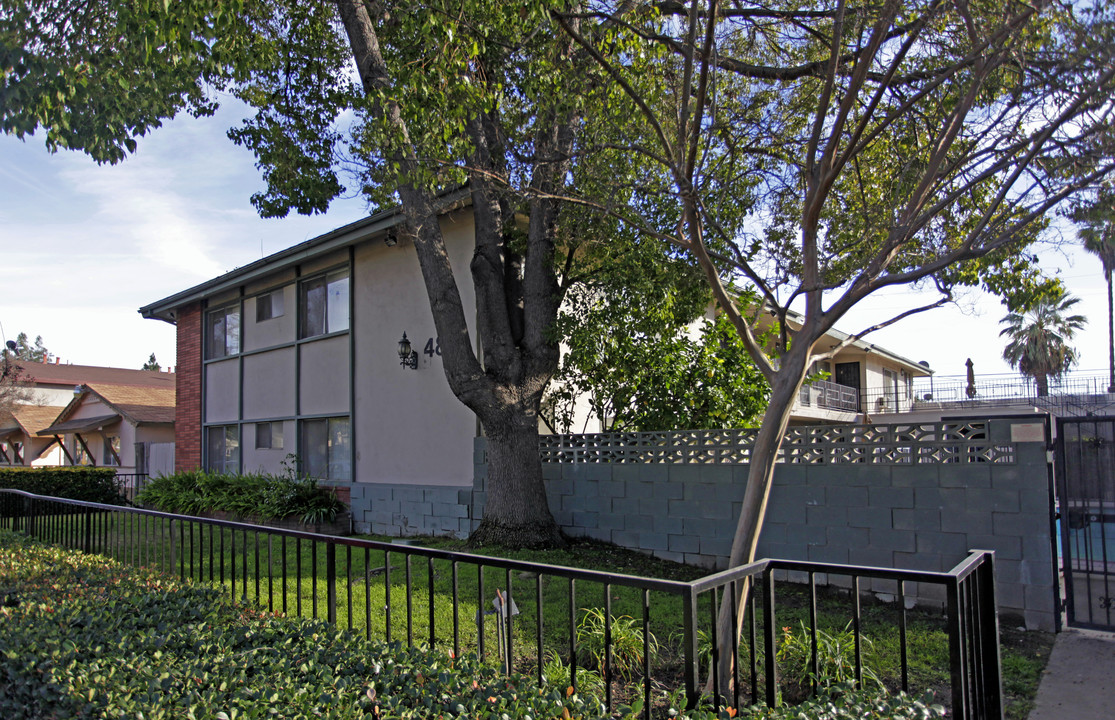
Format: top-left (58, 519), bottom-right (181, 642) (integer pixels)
top-left (0, 490), bottom-right (1003, 720)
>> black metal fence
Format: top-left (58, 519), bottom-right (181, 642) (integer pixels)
top-left (0, 490), bottom-right (1003, 719)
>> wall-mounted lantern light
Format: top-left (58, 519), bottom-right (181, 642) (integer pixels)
top-left (398, 333), bottom-right (418, 370)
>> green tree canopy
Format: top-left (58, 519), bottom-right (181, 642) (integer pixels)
top-left (1000, 289), bottom-right (1088, 397)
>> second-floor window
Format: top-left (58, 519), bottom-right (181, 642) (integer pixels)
top-left (300, 270), bottom-right (349, 339)
top-left (207, 305), bottom-right (241, 359)
top-left (256, 289), bottom-right (285, 322)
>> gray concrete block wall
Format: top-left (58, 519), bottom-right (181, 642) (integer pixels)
top-left (472, 419), bottom-right (1057, 630)
top-left (345, 482), bottom-right (473, 538)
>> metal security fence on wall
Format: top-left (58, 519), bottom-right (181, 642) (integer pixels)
top-left (0, 490), bottom-right (1004, 720)
top-left (474, 419), bottom-right (1057, 630)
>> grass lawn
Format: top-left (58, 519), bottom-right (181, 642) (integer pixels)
top-left (7, 508), bottom-right (1054, 718)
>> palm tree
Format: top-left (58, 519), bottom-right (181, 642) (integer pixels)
top-left (1070, 189), bottom-right (1115, 392)
top-left (1000, 290), bottom-right (1087, 397)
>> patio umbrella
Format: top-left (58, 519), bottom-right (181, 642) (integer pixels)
top-left (966, 358), bottom-right (977, 398)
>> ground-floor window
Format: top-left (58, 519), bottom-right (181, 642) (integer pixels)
top-left (102, 436), bottom-right (121, 466)
top-left (206, 425), bottom-right (240, 474)
top-left (255, 421), bottom-right (284, 450)
top-left (300, 417), bottom-right (350, 481)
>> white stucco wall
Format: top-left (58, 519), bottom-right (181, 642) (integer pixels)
top-left (242, 348), bottom-right (297, 419)
top-left (352, 209), bottom-right (478, 487)
top-left (205, 359), bottom-right (240, 423)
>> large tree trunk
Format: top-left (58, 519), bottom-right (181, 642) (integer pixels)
top-left (711, 347), bottom-right (811, 697)
top-left (334, 0), bottom-right (566, 548)
top-left (472, 414), bottom-right (563, 548)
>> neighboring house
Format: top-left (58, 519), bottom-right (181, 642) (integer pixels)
top-left (786, 310), bottom-right (934, 425)
top-left (39, 383), bottom-right (176, 476)
top-left (0, 361), bottom-right (177, 474)
top-left (0, 404), bottom-right (67, 467)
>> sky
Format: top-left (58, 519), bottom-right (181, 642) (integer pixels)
top-left (0, 102), bottom-right (1110, 385)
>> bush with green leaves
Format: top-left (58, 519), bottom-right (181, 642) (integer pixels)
top-left (0, 529), bottom-right (610, 720)
top-left (776, 620), bottom-right (884, 703)
top-left (676, 685), bottom-right (946, 720)
top-left (0, 466), bottom-right (125, 505)
top-left (576, 606), bottom-right (659, 680)
top-left (135, 468), bottom-right (346, 524)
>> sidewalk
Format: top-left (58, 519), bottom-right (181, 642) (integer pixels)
top-left (1027, 627), bottom-right (1115, 719)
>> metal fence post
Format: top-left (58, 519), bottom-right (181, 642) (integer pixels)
top-left (946, 576), bottom-right (968, 720)
top-left (763, 568), bottom-right (779, 708)
top-left (977, 552), bottom-right (1004, 720)
top-left (168, 519), bottom-right (176, 576)
top-left (326, 541), bottom-right (337, 625)
top-left (682, 587), bottom-right (700, 710)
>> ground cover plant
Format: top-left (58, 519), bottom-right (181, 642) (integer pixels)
top-left (0, 507), bottom-right (1051, 718)
top-left (0, 529), bottom-right (954, 720)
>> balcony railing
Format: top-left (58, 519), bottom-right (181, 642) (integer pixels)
top-left (863, 371), bottom-right (1115, 417)
top-left (797, 379), bottom-right (859, 412)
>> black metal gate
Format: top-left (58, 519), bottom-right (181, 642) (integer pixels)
top-left (1056, 417), bottom-right (1115, 630)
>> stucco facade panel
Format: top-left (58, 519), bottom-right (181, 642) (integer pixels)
top-left (244, 284), bottom-right (297, 352)
top-left (299, 336), bottom-right (350, 416)
top-left (205, 359), bottom-right (240, 423)
top-left (242, 348), bottom-right (297, 419)
top-left (352, 210), bottom-right (477, 487)
top-left (242, 419), bottom-right (295, 474)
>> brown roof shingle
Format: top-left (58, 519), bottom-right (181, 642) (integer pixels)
top-left (13, 362), bottom-right (175, 390)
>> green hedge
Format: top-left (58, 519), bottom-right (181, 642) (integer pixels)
top-left (0, 530), bottom-right (946, 720)
top-left (136, 470), bottom-right (346, 524)
top-left (0, 467), bottom-right (125, 505)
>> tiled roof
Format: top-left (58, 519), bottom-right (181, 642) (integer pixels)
top-left (12, 362), bottom-right (175, 389)
top-left (0, 404), bottom-right (67, 435)
top-left (84, 384), bottom-right (176, 425)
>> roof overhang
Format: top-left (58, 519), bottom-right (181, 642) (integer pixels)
top-left (138, 188), bottom-right (471, 324)
top-left (38, 414), bottom-right (122, 436)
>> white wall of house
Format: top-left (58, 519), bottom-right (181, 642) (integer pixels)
top-left (351, 210), bottom-right (478, 487)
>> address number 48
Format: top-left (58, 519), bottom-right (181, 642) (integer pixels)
top-left (423, 338), bottom-right (441, 357)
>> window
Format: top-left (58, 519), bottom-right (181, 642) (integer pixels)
top-left (255, 421), bottom-right (284, 450)
top-left (73, 439), bottom-right (92, 466)
top-left (102, 436), bottom-right (121, 466)
top-left (882, 368), bottom-right (899, 410)
top-left (256, 289), bottom-right (285, 323)
top-left (206, 425), bottom-right (240, 473)
top-left (206, 305), bottom-right (241, 359)
top-left (300, 270), bottom-right (349, 339)
top-left (301, 417), bottom-right (351, 481)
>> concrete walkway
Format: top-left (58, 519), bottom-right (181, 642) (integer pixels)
top-left (1028, 628), bottom-right (1115, 719)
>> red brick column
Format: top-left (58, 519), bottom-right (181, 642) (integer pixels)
top-left (175, 303), bottom-right (203, 472)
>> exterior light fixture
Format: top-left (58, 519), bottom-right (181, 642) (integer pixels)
top-left (384, 231), bottom-right (398, 247)
top-left (398, 333), bottom-right (418, 370)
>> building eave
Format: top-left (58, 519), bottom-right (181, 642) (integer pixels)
top-left (137, 188), bottom-right (472, 324)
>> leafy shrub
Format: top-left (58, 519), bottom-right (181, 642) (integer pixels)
top-left (776, 620), bottom-right (884, 703)
top-left (0, 530), bottom-right (608, 720)
top-left (0, 466), bottom-right (125, 505)
top-left (136, 469), bottom-right (346, 524)
top-left (674, 685), bottom-right (946, 720)
top-left (577, 606), bottom-right (659, 680)
top-left (542, 649), bottom-right (606, 701)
